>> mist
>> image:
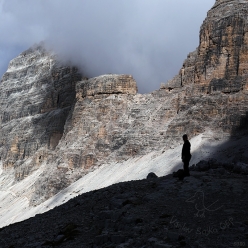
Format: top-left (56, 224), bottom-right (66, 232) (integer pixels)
top-left (0, 0), bottom-right (215, 93)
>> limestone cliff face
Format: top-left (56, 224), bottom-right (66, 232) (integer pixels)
top-left (76, 74), bottom-right (137, 98)
top-left (168, 0), bottom-right (248, 92)
top-left (1, 0), bottom-right (248, 207)
top-left (165, 0), bottom-right (248, 136)
top-left (31, 74), bottom-right (180, 204)
top-left (0, 45), bottom-right (81, 179)
top-left (195, 0), bottom-right (248, 93)
top-left (55, 75), bottom-right (176, 166)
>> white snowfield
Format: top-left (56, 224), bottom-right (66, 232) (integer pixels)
top-left (0, 132), bottom-right (246, 228)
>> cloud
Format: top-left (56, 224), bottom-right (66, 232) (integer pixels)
top-left (0, 0), bottom-right (215, 93)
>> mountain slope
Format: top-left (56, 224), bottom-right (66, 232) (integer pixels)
top-left (0, 155), bottom-right (247, 247)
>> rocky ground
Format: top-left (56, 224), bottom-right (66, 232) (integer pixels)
top-left (0, 160), bottom-right (247, 248)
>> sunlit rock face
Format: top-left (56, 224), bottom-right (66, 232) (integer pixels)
top-left (0, 44), bottom-right (82, 180)
top-left (164, 0), bottom-right (248, 136)
top-left (76, 74), bottom-right (138, 98)
top-left (168, 0), bottom-right (248, 92)
top-left (195, 0), bottom-right (248, 93)
top-left (46, 73), bottom-right (183, 178)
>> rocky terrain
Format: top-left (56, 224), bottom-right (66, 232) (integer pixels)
top-left (0, 0), bottom-right (248, 239)
top-left (0, 160), bottom-right (247, 248)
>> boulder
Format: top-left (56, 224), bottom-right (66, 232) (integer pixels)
top-left (147, 172), bottom-right (158, 179)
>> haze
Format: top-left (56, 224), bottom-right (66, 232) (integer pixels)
top-left (0, 0), bottom-right (215, 93)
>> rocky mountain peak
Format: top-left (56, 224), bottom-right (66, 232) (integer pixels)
top-left (196, 3), bottom-right (248, 90)
top-left (0, 44), bottom-right (82, 176)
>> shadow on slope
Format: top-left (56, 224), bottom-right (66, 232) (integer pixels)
top-left (0, 154), bottom-right (247, 247)
top-left (43, 111), bottom-right (248, 211)
top-left (166, 110), bottom-right (248, 175)
top-left (1, 105), bottom-right (248, 244)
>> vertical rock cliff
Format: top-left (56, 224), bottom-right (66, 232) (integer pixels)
top-left (0, 44), bottom-right (81, 180)
top-left (165, 0), bottom-right (248, 135)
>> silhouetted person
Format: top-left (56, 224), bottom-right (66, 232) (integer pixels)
top-left (181, 134), bottom-right (191, 176)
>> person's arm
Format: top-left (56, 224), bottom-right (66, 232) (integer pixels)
top-left (182, 144), bottom-right (185, 161)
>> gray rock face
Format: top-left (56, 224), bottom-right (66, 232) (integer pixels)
top-left (76, 74), bottom-right (137, 97)
top-left (0, 44), bottom-right (81, 180)
top-left (29, 74), bottom-right (181, 204)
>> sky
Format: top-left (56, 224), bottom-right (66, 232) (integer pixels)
top-left (0, 0), bottom-right (215, 93)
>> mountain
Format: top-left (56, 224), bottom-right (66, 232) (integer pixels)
top-left (0, 0), bottom-right (247, 237)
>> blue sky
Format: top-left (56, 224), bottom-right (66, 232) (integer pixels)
top-left (0, 0), bottom-right (215, 93)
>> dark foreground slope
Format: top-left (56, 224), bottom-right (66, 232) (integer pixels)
top-left (0, 160), bottom-right (247, 248)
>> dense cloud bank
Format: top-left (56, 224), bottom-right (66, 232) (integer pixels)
top-left (0, 0), bottom-right (214, 92)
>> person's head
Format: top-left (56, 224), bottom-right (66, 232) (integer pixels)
top-left (182, 134), bottom-right (188, 141)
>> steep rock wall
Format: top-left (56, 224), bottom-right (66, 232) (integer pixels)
top-left (163, 0), bottom-right (248, 137)
top-left (0, 45), bottom-right (82, 180)
top-left (30, 74), bottom-right (180, 204)
top-left (194, 0), bottom-right (248, 93)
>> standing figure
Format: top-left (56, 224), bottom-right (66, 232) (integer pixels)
top-left (181, 134), bottom-right (191, 176)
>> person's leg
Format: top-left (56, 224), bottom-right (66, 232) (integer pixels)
top-left (183, 160), bottom-right (190, 176)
